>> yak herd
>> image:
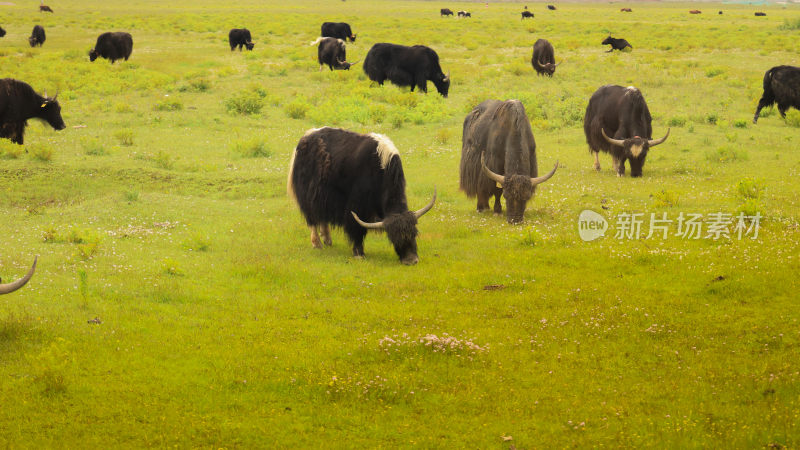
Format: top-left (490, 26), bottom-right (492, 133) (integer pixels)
top-left (0, 5), bottom-right (799, 284)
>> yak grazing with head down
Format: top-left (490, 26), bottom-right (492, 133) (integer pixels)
top-left (363, 43), bottom-right (450, 97)
top-left (310, 37), bottom-right (357, 71)
top-left (321, 22), bottom-right (356, 42)
top-left (460, 100), bottom-right (558, 224)
top-left (288, 127), bottom-right (436, 265)
top-left (584, 85), bottom-right (670, 177)
top-left (0, 26), bottom-right (6, 38)
top-left (228, 28), bottom-right (254, 51)
top-left (753, 65), bottom-right (800, 123)
top-left (0, 78), bottom-right (65, 145)
top-left (29, 25), bottom-right (46, 47)
top-left (0, 257), bottom-right (37, 295)
top-left (531, 39), bottom-right (559, 76)
top-left (89, 32), bottom-right (133, 63)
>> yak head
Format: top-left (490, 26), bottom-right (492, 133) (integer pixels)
top-left (335, 58), bottom-right (359, 70)
top-left (0, 257), bottom-right (36, 295)
top-left (28, 36), bottom-right (37, 47)
top-left (349, 34), bottom-right (357, 42)
top-left (481, 153), bottom-right (558, 224)
top-left (39, 92), bottom-right (66, 130)
top-left (602, 36), bottom-right (614, 46)
top-left (432, 71), bottom-right (450, 98)
top-left (533, 58), bottom-right (561, 76)
top-left (351, 191), bottom-right (436, 265)
top-left (89, 48), bottom-right (99, 61)
top-left (245, 41), bottom-right (255, 50)
top-left (601, 128), bottom-right (669, 177)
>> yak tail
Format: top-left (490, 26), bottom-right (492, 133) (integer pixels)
top-left (309, 37), bottom-right (324, 46)
top-left (459, 109), bottom-right (484, 197)
top-left (762, 68), bottom-right (776, 99)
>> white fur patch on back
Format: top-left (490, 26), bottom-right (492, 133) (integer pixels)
top-left (369, 133), bottom-right (399, 169)
top-left (287, 147), bottom-right (298, 202)
top-left (303, 127), bottom-right (325, 137)
top-left (337, 38), bottom-right (345, 48)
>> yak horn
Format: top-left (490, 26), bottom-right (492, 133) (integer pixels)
top-left (348, 59), bottom-right (360, 65)
top-left (601, 128), bottom-right (625, 147)
top-left (351, 211), bottom-right (384, 229)
top-left (481, 152), bottom-right (505, 185)
top-left (0, 257), bottom-right (37, 295)
top-left (647, 128), bottom-right (670, 147)
top-left (531, 161), bottom-right (558, 186)
top-left (413, 189), bottom-right (437, 219)
top-left (533, 58), bottom-right (544, 69)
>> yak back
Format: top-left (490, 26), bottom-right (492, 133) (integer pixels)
top-left (762, 65), bottom-right (800, 107)
top-left (321, 22), bottom-right (353, 40)
top-left (584, 85), bottom-right (652, 154)
top-left (289, 127), bottom-right (409, 227)
top-left (533, 39), bottom-right (554, 64)
top-left (460, 99), bottom-right (537, 197)
top-left (95, 32), bottom-right (133, 57)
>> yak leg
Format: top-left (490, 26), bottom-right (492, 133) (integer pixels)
top-left (320, 224), bottom-right (332, 247)
top-left (310, 226), bottom-right (323, 249)
top-left (612, 156), bottom-right (626, 177)
top-left (416, 74), bottom-right (428, 93)
top-left (476, 191), bottom-right (491, 212)
top-left (593, 151), bottom-right (601, 171)
top-left (493, 190), bottom-right (503, 215)
top-left (778, 104), bottom-right (788, 118)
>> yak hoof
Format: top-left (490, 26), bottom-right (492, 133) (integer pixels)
top-left (593, 162), bottom-right (601, 171)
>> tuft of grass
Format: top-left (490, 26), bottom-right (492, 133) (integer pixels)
top-left (784, 110), bottom-right (800, 128)
top-left (779, 17), bottom-right (800, 30)
top-left (225, 90), bottom-right (264, 115)
top-left (114, 129), bottom-right (134, 146)
top-left (185, 232), bottom-right (211, 252)
top-left (284, 100), bottom-right (309, 119)
top-left (651, 189), bottom-right (680, 208)
top-left (153, 99), bottom-right (183, 111)
top-left (162, 258), bottom-right (184, 276)
top-left (231, 138), bottom-right (271, 158)
top-left (123, 190), bottom-right (140, 202)
top-left (733, 119), bottom-right (748, 129)
top-left (736, 177), bottom-right (764, 200)
top-left (706, 146), bottom-right (747, 163)
top-left (82, 138), bottom-right (107, 156)
top-left (668, 116), bottom-right (687, 127)
top-left (115, 102), bottom-right (133, 113)
top-left (28, 144), bottom-right (53, 162)
top-left (434, 128), bottom-right (453, 145)
top-left (0, 140), bottom-right (23, 159)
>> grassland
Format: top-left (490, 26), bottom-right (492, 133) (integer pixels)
top-left (1, 0), bottom-right (799, 447)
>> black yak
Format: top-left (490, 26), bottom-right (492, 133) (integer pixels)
top-left (531, 38), bottom-right (559, 76)
top-left (753, 65), bottom-right (800, 123)
top-left (89, 32), bottom-right (133, 63)
top-left (521, 11), bottom-right (534, 19)
top-left (460, 100), bottom-right (558, 224)
top-left (602, 36), bottom-right (632, 52)
top-left (457, 11), bottom-right (471, 17)
top-left (288, 127), bottom-right (436, 265)
top-left (29, 25), bottom-right (45, 47)
top-left (689, 9), bottom-right (702, 14)
top-left (0, 257), bottom-right (37, 295)
top-left (363, 43), bottom-right (450, 97)
top-left (321, 22), bottom-right (356, 42)
top-left (755, 12), bottom-right (767, 16)
top-left (228, 28), bottom-right (254, 51)
top-left (0, 26), bottom-right (5, 38)
top-left (620, 8), bottom-right (632, 12)
top-left (310, 37), bottom-right (357, 71)
top-left (583, 85), bottom-right (670, 177)
top-left (0, 78), bottom-right (65, 145)
top-left (547, 5), bottom-right (557, 10)
top-left (39, 5), bottom-right (53, 12)
top-left (441, 8), bottom-right (454, 16)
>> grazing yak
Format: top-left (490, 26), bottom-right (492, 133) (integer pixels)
top-left (39, 5), bottom-right (53, 12)
top-left (0, 26), bottom-right (5, 38)
top-left (753, 65), bottom-right (800, 124)
top-left (321, 22), bottom-right (356, 42)
top-left (89, 32), bottom-right (133, 63)
top-left (0, 78), bottom-right (65, 145)
top-left (602, 36), bottom-right (632, 52)
top-left (364, 43), bottom-right (450, 97)
top-left (755, 12), bottom-right (767, 16)
top-left (310, 37), bottom-right (357, 71)
top-left (521, 11), bottom-right (534, 19)
top-left (288, 127), bottom-right (436, 265)
top-left (547, 5), bottom-right (557, 10)
top-left (460, 100), bottom-right (558, 224)
top-left (457, 11), bottom-right (471, 17)
top-left (29, 25), bottom-right (45, 47)
top-left (531, 39), bottom-right (559, 76)
top-left (689, 9), bottom-right (702, 14)
top-left (228, 28), bottom-right (254, 51)
top-left (620, 8), bottom-right (632, 12)
top-left (0, 257), bottom-right (37, 295)
top-left (441, 8), bottom-right (454, 16)
top-left (583, 85), bottom-right (670, 177)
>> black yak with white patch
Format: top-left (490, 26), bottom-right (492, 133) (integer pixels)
top-left (321, 22), bottom-right (356, 42)
top-left (754, 65), bottom-right (800, 124)
top-left (228, 28), bottom-right (254, 51)
top-left (29, 25), bottom-right (45, 47)
top-left (0, 257), bottom-right (37, 295)
top-left (310, 37), bottom-right (357, 71)
top-left (288, 127), bottom-right (435, 265)
top-left (531, 39), bottom-right (559, 76)
top-left (583, 85), bottom-right (670, 177)
top-left (0, 78), bottom-right (65, 145)
top-left (363, 43), bottom-right (450, 97)
top-left (602, 36), bottom-right (632, 52)
top-left (521, 11), bottom-right (534, 19)
top-left (460, 100), bottom-right (558, 224)
top-left (89, 32), bottom-right (133, 63)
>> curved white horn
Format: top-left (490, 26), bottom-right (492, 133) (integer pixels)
top-left (601, 128), bottom-right (625, 147)
top-left (647, 128), bottom-right (670, 147)
top-left (531, 161), bottom-right (558, 186)
top-left (413, 189), bottom-right (437, 219)
top-left (351, 211), bottom-right (384, 229)
top-left (0, 257), bottom-right (37, 295)
top-left (481, 152), bottom-right (505, 184)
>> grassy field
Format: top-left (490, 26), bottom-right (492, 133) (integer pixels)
top-left (1, 0), bottom-right (800, 446)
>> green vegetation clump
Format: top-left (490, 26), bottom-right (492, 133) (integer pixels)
top-left (225, 90), bottom-right (264, 115)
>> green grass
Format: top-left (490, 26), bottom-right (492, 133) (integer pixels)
top-left (1, 0), bottom-right (800, 447)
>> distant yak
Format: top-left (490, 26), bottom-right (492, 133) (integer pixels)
top-left (754, 65), bottom-right (800, 124)
top-left (39, 5), bottom-right (53, 12)
top-left (441, 8), bottom-right (454, 17)
top-left (457, 11), bottom-right (471, 17)
top-left (620, 8), bottom-right (632, 12)
top-left (602, 36), bottom-right (632, 52)
top-left (689, 9), bottom-right (702, 14)
top-left (0, 78), bottom-right (65, 145)
top-left (0, 257), bottom-right (37, 295)
top-left (90, 32), bottom-right (133, 63)
top-left (755, 12), bottom-right (766, 16)
top-left (547, 5), bottom-right (557, 10)
top-left (228, 28), bottom-right (254, 51)
top-left (531, 39), bottom-right (560, 77)
top-left (521, 11), bottom-right (534, 19)
top-left (29, 25), bottom-right (45, 47)
top-left (364, 43), bottom-right (450, 97)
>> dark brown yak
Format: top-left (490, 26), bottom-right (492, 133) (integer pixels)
top-left (460, 100), bottom-right (558, 224)
top-left (531, 38), bottom-right (560, 76)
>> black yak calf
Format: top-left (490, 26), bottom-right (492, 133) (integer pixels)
top-left (364, 43), bottom-right (450, 97)
top-left (29, 25), bottom-right (46, 47)
top-left (228, 28), bottom-right (254, 51)
top-left (89, 32), bottom-right (133, 63)
top-left (0, 78), bottom-right (65, 145)
top-left (602, 36), bottom-right (632, 52)
top-left (754, 65), bottom-right (800, 123)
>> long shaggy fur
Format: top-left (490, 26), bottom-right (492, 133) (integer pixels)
top-left (363, 43), bottom-right (450, 97)
top-left (29, 25), bottom-right (46, 47)
top-left (754, 65), bottom-right (800, 123)
top-left (0, 78), bottom-right (65, 144)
